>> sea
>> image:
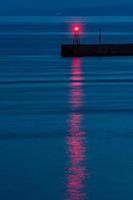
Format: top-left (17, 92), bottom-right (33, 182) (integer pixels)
top-left (0, 16), bottom-right (133, 200)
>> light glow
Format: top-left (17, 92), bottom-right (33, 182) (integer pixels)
top-left (71, 23), bottom-right (83, 35)
top-left (74, 26), bottom-right (79, 32)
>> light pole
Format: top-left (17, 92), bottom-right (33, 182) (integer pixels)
top-left (99, 28), bottom-right (102, 44)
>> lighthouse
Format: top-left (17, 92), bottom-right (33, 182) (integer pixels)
top-left (73, 25), bottom-right (80, 45)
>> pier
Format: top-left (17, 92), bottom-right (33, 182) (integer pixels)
top-left (61, 44), bottom-right (133, 57)
top-left (61, 24), bottom-right (133, 57)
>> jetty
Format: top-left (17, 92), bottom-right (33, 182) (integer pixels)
top-left (61, 25), bottom-right (133, 57)
top-left (61, 44), bottom-right (133, 57)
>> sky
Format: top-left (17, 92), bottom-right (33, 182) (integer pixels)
top-left (0, 0), bottom-right (133, 15)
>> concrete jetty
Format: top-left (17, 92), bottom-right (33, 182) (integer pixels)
top-left (61, 44), bottom-right (133, 57)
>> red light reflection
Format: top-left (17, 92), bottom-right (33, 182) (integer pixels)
top-left (70, 58), bottom-right (83, 109)
top-left (66, 58), bottom-right (86, 200)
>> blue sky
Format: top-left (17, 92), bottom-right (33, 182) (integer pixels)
top-left (0, 0), bottom-right (133, 15)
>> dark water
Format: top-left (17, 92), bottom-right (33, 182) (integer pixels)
top-left (0, 16), bottom-right (133, 200)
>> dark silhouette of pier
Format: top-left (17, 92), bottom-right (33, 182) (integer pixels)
top-left (61, 44), bottom-right (133, 57)
top-left (61, 26), bottom-right (133, 57)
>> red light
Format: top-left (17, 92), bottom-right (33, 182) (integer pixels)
top-left (70, 23), bottom-right (83, 36)
top-left (74, 26), bottom-right (79, 32)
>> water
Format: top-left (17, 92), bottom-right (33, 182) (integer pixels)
top-left (0, 16), bottom-right (133, 200)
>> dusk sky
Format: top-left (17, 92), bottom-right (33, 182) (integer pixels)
top-left (0, 0), bottom-right (133, 15)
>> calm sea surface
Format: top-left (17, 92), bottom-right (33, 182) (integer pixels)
top-left (0, 16), bottom-right (133, 200)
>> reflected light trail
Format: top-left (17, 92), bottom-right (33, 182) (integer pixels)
top-left (70, 58), bottom-right (83, 109)
top-left (66, 58), bottom-right (87, 200)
